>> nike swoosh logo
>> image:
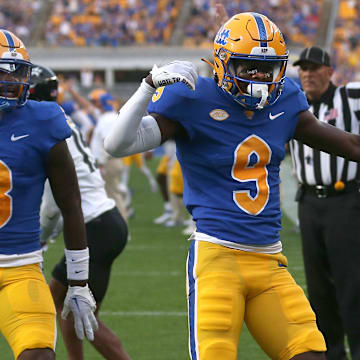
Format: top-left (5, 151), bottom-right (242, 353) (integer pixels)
top-left (269, 112), bottom-right (284, 120)
top-left (11, 134), bottom-right (30, 141)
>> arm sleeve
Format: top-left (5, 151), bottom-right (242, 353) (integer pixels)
top-left (104, 80), bottom-right (162, 157)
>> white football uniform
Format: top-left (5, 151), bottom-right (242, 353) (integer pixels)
top-left (40, 119), bottom-right (115, 240)
top-left (89, 111), bottom-right (128, 219)
top-left (90, 110), bottom-right (118, 165)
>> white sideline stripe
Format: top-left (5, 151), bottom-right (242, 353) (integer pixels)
top-left (100, 311), bottom-right (187, 317)
top-left (113, 271), bottom-right (182, 276)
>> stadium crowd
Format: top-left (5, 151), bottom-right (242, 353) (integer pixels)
top-left (45, 0), bottom-right (182, 46)
top-left (332, 0), bottom-right (360, 83)
top-left (3, 0), bottom-right (359, 83)
top-left (0, 0), bottom-right (41, 44)
top-left (183, 0), bottom-right (322, 48)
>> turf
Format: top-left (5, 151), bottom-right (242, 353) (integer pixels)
top-left (0, 156), bottom-right (306, 359)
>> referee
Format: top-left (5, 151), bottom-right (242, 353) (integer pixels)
top-left (290, 47), bottom-right (360, 360)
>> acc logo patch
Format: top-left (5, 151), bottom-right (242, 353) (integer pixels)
top-left (209, 109), bottom-right (229, 121)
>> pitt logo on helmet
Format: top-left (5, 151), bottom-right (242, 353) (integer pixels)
top-left (0, 29), bottom-right (32, 110)
top-left (212, 12), bottom-right (288, 111)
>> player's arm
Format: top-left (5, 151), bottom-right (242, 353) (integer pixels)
top-left (46, 140), bottom-right (98, 341)
top-left (46, 140), bottom-right (86, 254)
top-left (294, 110), bottom-right (360, 161)
top-left (40, 180), bottom-right (61, 244)
top-left (63, 79), bottom-right (98, 117)
top-left (104, 61), bottom-right (198, 157)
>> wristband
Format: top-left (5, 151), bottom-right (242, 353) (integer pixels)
top-left (65, 247), bottom-right (89, 281)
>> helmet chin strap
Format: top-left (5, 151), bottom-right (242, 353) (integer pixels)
top-left (247, 84), bottom-right (268, 109)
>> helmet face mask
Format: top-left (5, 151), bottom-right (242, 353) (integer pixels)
top-left (213, 13), bottom-right (288, 110)
top-left (0, 30), bottom-right (32, 110)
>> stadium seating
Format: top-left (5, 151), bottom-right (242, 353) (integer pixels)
top-left (1, 0), bottom-right (359, 86)
top-left (45, 0), bottom-right (182, 46)
top-left (0, 0), bottom-right (41, 44)
top-left (332, 0), bottom-right (360, 84)
top-left (183, 0), bottom-right (322, 48)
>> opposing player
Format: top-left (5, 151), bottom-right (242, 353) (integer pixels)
top-left (30, 64), bottom-right (130, 360)
top-left (0, 30), bottom-right (97, 359)
top-left (104, 12), bottom-right (360, 360)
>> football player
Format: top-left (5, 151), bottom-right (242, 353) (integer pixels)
top-left (0, 30), bottom-right (97, 360)
top-left (30, 64), bottom-right (131, 360)
top-left (103, 12), bottom-right (360, 360)
top-left (153, 140), bottom-right (176, 225)
top-left (89, 89), bottom-right (129, 221)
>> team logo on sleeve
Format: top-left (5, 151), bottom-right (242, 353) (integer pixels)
top-left (209, 109), bottom-right (229, 121)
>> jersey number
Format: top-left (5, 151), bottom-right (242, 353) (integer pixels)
top-left (232, 135), bottom-right (271, 215)
top-left (0, 160), bottom-right (13, 228)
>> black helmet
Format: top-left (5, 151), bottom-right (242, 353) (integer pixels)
top-left (29, 64), bottom-right (58, 102)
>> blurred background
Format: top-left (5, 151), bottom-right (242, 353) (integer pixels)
top-left (2, 0), bottom-right (359, 100)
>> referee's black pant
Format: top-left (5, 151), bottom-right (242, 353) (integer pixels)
top-left (298, 189), bottom-right (360, 360)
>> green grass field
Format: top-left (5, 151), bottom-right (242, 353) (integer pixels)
top-left (0, 157), bottom-right (306, 359)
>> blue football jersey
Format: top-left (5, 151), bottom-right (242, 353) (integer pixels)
top-left (148, 77), bottom-right (309, 246)
top-left (0, 100), bottom-right (72, 254)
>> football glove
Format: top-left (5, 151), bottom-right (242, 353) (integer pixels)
top-left (61, 285), bottom-right (98, 341)
top-left (150, 61), bottom-right (198, 90)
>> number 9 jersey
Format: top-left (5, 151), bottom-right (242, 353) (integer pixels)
top-left (0, 100), bottom-right (71, 258)
top-left (148, 76), bottom-right (308, 249)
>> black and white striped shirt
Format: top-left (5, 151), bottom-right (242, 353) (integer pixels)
top-left (290, 82), bottom-right (360, 185)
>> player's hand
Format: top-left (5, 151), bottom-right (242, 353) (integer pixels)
top-left (61, 285), bottom-right (99, 341)
top-left (147, 61), bottom-right (198, 90)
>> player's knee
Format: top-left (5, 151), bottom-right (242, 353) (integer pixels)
top-left (198, 289), bottom-right (233, 331)
top-left (18, 347), bottom-right (55, 360)
top-left (201, 340), bottom-right (236, 360)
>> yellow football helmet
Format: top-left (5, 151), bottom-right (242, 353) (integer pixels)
top-left (0, 29), bottom-right (32, 110)
top-left (88, 88), bottom-right (115, 112)
top-left (213, 12), bottom-right (288, 110)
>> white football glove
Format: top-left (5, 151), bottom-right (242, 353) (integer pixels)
top-left (150, 61), bottom-right (198, 90)
top-left (61, 285), bottom-right (99, 341)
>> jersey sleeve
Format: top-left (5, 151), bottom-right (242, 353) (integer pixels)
top-left (147, 84), bottom-right (197, 139)
top-left (39, 103), bottom-right (72, 154)
top-left (285, 78), bottom-right (310, 141)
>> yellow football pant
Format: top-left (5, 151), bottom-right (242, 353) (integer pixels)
top-left (0, 263), bottom-right (56, 359)
top-left (122, 153), bottom-right (143, 167)
top-left (156, 154), bottom-right (169, 175)
top-left (169, 159), bottom-right (183, 195)
top-left (187, 241), bottom-right (326, 360)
